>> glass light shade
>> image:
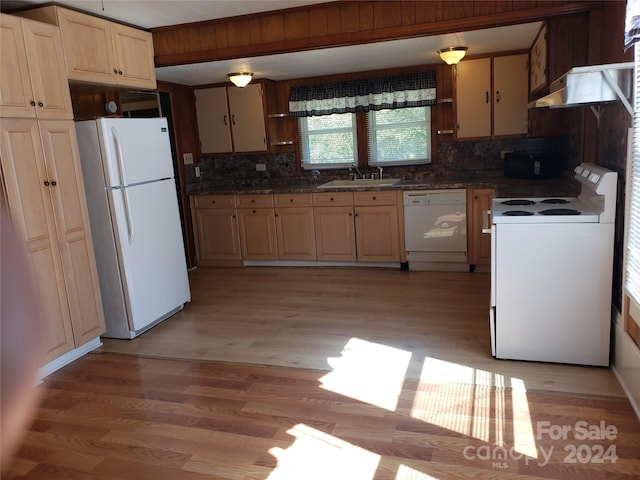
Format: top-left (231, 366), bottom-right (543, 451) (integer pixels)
top-left (437, 47), bottom-right (468, 65)
top-left (227, 72), bottom-right (253, 87)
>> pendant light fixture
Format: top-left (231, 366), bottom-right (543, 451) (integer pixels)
top-left (437, 46), bottom-right (468, 65)
top-left (227, 72), bottom-right (254, 88)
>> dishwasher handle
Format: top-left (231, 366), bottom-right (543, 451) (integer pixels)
top-left (481, 209), bottom-right (492, 234)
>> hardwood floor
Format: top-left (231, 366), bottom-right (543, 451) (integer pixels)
top-left (5, 267), bottom-right (640, 479)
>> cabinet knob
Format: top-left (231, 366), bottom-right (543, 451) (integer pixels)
top-left (252, 209), bottom-right (256, 214)
top-left (372, 196), bottom-right (376, 200)
top-left (289, 198), bottom-right (294, 202)
top-left (37, 101), bottom-right (44, 108)
top-left (51, 180), bottom-right (57, 186)
top-left (30, 100), bottom-right (36, 106)
top-left (113, 68), bottom-right (118, 74)
top-left (43, 180), bottom-right (50, 186)
top-left (223, 115), bottom-right (228, 126)
top-left (118, 70), bottom-right (123, 76)
top-left (485, 91), bottom-right (489, 104)
top-left (496, 91), bottom-right (501, 103)
top-left (251, 199), bottom-right (255, 203)
top-left (330, 197), bottom-right (334, 201)
top-left (231, 114), bottom-right (236, 125)
top-left (211, 200), bottom-right (216, 204)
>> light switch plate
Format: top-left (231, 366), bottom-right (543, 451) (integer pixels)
top-left (183, 152), bottom-right (194, 165)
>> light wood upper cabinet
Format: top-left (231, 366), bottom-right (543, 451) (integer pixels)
top-left (195, 83), bottom-right (268, 154)
top-left (456, 54), bottom-right (528, 139)
top-left (16, 6), bottom-right (156, 89)
top-left (456, 57), bottom-right (491, 138)
top-left (493, 54), bottom-right (529, 137)
top-left (0, 118), bottom-right (105, 363)
top-left (195, 87), bottom-right (233, 153)
top-left (0, 14), bottom-right (73, 119)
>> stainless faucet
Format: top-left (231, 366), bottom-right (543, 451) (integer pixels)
top-left (349, 164), bottom-right (364, 180)
top-left (377, 166), bottom-right (383, 179)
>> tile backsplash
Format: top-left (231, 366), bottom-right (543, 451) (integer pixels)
top-left (186, 136), bottom-right (571, 193)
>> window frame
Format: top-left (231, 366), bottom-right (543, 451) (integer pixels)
top-left (366, 106), bottom-right (433, 167)
top-left (296, 107), bottom-right (437, 170)
top-left (298, 113), bottom-right (358, 170)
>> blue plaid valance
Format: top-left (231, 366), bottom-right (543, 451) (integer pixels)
top-left (288, 71), bottom-right (437, 117)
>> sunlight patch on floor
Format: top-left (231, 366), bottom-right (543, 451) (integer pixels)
top-left (410, 356), bottom-right (537, 458)
top-left (267, 423), bottom-right (380, 480)
top-left (320, 338), bottom-right (412, 411)
top-left (396, 464), bottom-right (441, 479)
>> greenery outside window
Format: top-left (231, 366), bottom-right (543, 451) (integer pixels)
top-left (299, 113), bottom-right (357, 169)
top-left (367, 106), bottom-right (431, 165)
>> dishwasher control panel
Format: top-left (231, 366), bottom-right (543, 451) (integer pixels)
top-left (403, 189), bottom-right (467, 205)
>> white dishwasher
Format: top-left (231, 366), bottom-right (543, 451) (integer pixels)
top-left (403, 189), bottom-right (467, 271)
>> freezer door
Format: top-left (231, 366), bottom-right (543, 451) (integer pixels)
top-left (97, 117), bottom-right (175, 187)
top-left (108, 179), bottom-right (190, 333)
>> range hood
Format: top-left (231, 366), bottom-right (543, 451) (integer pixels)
top-left (529, 62), bottom-right (634, 116)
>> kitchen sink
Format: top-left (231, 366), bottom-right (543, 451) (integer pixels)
top-left (317, 178), bottom-right (402, 189)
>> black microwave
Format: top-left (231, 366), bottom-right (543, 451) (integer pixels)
top-left (503, 152), bottom-right (565, 179)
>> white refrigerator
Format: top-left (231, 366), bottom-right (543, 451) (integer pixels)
top-left (76, 117), bottom-right (191, 339)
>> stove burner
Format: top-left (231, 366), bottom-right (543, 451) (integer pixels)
top-left (503, 210), bottom-right (535, 216)
top-left (501, 199), bottom-right (536, 206)
top-left (539, 208), bottom-right (581, 216)
top-left (541, 198), bottom-right (570, 204)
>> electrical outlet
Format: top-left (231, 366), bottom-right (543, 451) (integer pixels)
top-left (183, 152), bottom-right (194, 165)
top-left (256, 163), bottom-right (267, 172)
top-left (194, 166), bottom-right (200, 177)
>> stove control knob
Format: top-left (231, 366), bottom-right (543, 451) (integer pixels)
top-left (589, 173), bottom-right (600, 183)
top-left (574, 166), bottom-right (584, 174)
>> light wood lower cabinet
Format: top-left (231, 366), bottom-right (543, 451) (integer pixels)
top-left (237, 194), bottom-right (278, 260)
top-left (191, 190), bottom-right (401, 265)
top-left (467, 188), bottom-right (495, 266)
top-left (0, 118), bottom-right (105, 363)
top-left (354, 191), bottom-right (401, 262)
top-left (191, 195), bottom-right (241, 264)
top-left (274, 193), bottom-right (316, 261)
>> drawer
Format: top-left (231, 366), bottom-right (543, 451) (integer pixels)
top-left (274, 193), bottom-right (313, 207)
top-left (313, 191), bottom-right (354, 207)
top-left (193, 195), bottom-right (236, 209)
top-left (353, 190), bottom-right (397, 206)
top-left (237, 194), bottom-right (274, 208)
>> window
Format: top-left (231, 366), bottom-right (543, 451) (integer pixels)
top-left (299, 113), bottom-right (357, 169)
top-left (367, 106), bottom-right (431, 165)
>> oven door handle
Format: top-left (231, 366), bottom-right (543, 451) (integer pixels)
top-left (481, 209), bottom-right (492, 234)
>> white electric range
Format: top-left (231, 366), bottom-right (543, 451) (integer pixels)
top-left (489, 163), bottom-right (617, 366)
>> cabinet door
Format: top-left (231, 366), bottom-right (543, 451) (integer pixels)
top-left (195, 87), bottom-right (233, 153)
top-left (0, 118), bottom-right (75, 362)
top-left (0, 14), bottom-right (36, 118)
top-left (57, 8), bottom-right (116, 84)
top-left (530, 25), bottom-right (547, 94)
top-left (0, 15), bottom-right (72, 119)
top-left (467, 188), bottom-right (495, 266)
top-left (493, 54), bottom-right (529, 136)
top-left (275, 206), bottom-right (316, 260)
top-left (227, 83), bottom-right (268, 152)
top-left (354, 205), bottom-right (400, 262)
top-left (39, 120), bottom-right (105, 344)
top-left (111, 23), bottom-right (156, 89)
top-left (237, 207), bottom-right (278, 260)
top-left (194, 208), bottom-right (241, 262)
top-left (456, 57), bottom-right (491, 138)
top-left (314, 206), bottom-right (356, 261)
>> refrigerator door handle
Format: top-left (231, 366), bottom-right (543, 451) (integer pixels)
top-left (111, 127), bottom-right (127, 187)
top-left (121, 188), bottom-right (135, 244)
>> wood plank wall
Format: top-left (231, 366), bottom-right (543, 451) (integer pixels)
top-left (151, 1), bottom-right (600, 67)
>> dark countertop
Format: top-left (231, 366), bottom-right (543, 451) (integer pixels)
top-left (187, 175), bottom-right (580, 199)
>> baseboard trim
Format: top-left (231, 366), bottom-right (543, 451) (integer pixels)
top-left (38, 337), bottom-right (102, 379)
